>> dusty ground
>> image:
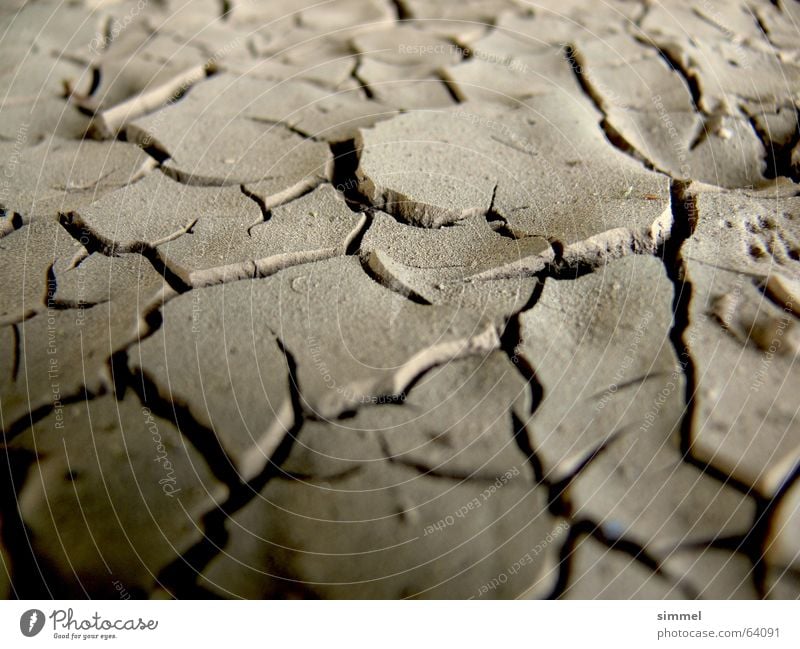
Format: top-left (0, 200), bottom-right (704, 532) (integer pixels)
top-left (0, 0), bottom-right (799, 599)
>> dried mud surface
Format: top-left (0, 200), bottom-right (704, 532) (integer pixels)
top-left (1, 0), bottom-right (799, 599)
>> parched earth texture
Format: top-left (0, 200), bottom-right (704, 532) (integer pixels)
top-left (1, 0), bottom-right (799, 600)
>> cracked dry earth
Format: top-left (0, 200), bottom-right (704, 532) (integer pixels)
top-left (0, 0), bottom-right (799, 601)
